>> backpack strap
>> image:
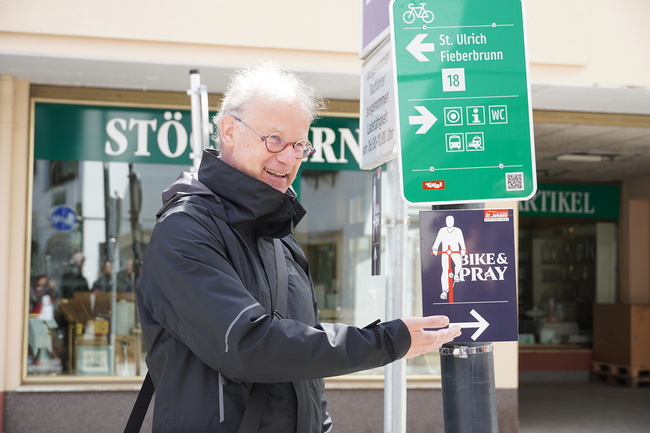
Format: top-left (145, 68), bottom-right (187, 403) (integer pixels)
top-left (123, 371), bottom-right (154, 433)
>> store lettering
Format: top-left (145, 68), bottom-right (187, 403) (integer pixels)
top-left (519, 190), bottom-right (596, 215)
top-left (309, 127), bottom-right (361, 165)
top-left (105, 111), bottom-right (189, 159)
top-left (104, 113), bottom-right (359, 165)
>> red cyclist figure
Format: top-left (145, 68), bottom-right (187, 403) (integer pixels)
top-left (431, 215), bottom-right (467, 302)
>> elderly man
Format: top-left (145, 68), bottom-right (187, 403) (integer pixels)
top-left (137, 62), bottom-right (461, 433)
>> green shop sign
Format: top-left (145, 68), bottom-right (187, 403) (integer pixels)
top-left (34, 102), bottom-right (361, 171)
top-left (519, 183), bottom-right (620, 219)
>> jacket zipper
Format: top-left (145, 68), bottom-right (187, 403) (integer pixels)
top-left (219, 372), bottom-right (226, 423)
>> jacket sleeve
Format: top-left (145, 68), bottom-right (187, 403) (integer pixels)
top-left (138, 208), bottom-right (411, 384)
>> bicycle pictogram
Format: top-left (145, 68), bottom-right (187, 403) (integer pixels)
top-left (402, 3), bottom-right (434, 24)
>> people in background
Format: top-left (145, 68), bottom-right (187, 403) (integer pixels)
top-left (117, 259), bottom-right (135, 292)
top-left (61, 252), bottom-right (89, 298)
top-left (92, 260), bottom-right (113, 292)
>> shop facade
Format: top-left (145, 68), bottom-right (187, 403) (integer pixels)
top-left (3, 1), bottom-right (650, 432)
top-left (3, 85), bottom-right (645, 432)
top-left (2, 85), bottom-right (520, 432)
top-left (23, 98), bottom-right (627, 379)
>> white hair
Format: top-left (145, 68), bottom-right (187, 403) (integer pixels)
top-left (211, 61), bottom-right (325, 150)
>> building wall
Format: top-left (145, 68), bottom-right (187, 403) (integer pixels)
top-left (0, 77), bottom-right (30, 394)
top-left (0, 0), bottom-right (360, 54)
top-left (621, 179), bottom-right (650, 304)
top-left (0, 0), bottom-right (650, 88)
top-left (526, 0), bottom-right (650, 87)
top-left (2, 0), bottom-right (650, 90)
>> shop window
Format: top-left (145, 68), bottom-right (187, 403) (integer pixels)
top-left (27, 159), bottom-right (172, 377)
top-left (27, 101), bottom-right (443, 381)
top-left (518, 222), bottom-right (618, 346)
top-left (48, 160), bottom-right (79, 187)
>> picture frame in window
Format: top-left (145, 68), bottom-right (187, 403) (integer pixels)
top-left (77, 345), bottom-right (113, 375)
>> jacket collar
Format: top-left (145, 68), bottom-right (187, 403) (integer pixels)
top-left (196, 149), bottom-right (306, 237)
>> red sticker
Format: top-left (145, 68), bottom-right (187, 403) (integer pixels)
top-left (422, 180), bottom-right (446, 190)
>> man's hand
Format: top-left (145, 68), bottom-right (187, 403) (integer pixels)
top-left (401, 316), bottom-right (462, 359)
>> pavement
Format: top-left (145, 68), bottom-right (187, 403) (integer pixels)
top-left (518, 380), bottom-right (650, 433)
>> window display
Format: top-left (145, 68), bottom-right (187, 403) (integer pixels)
top-left (518, 222), bottom-right (618, 346)
top-left (27, 159), bottom-right (171, 376)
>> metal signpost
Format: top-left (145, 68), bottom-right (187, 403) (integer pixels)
top-left (360, 3), bottom-right (408, 432)
top-left (187, 69), bottom-right (212, 172)
top-left (390, 0), bottom-right (536, 205)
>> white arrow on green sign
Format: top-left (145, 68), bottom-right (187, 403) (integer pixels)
top-left (390, 0), bottom-right (537, 204)
top-left (406, 34), bottom-right (436, 61)
top-left (409, 106), bottom-right (437, 134)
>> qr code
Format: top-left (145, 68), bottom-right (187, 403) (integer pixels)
top-left (506, 172), bottom-right (524, 191)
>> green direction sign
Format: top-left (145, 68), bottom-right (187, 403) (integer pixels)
top-left (390, 0), bottom-right (536, 204)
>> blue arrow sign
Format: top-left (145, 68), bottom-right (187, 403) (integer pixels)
top-left (420, 208), bottom-right (518, 342)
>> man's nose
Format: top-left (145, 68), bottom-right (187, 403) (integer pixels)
top-left (276, 145), bottom-right (297, 164)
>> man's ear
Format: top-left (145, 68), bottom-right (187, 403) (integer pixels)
top-left (220, 115), bottom-right (237, 148)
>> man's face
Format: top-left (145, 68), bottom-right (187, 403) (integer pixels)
top-left (219, 99), bottom-right (311, 193)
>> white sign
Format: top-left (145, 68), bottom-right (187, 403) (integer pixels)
top-left (360, 39), bottom-right (398, 170)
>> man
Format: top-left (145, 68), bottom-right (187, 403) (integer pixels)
top-left (117, 259), bottom-right (135, 292)
top-left (61, 252), bottom-right (89, 299)
top-left (137, 62), bottom-right (461, 432)
top-left (92, 260), bottom-right (113, 292)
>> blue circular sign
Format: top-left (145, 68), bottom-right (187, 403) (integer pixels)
top-left (50, 205), bottom-right (79, 232)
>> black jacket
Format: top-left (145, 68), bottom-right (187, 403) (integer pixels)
top-left (137, 149), bottom-right (411, 432)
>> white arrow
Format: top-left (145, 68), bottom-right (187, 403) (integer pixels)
top-left (409, 106), bottom-right (438, 134)
top-left (407, 34), bottom-right (436, 62)
top-left (449, 309), bottom-right (490, 341)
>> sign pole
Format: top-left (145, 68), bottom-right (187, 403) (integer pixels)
top-left (431, 203), bottom-right (498, 433)
top-left (187, 69), bottom-right (212, 172)
top-left (384, 158), bottom-right (408, 433)
top-left (439, 343), bottom-right (498, 433)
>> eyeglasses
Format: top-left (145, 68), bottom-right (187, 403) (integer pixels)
top-left (232, 115), bottom-right (315, 159)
